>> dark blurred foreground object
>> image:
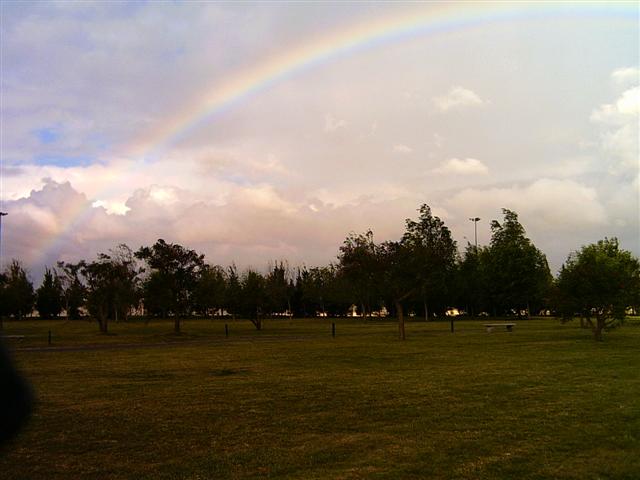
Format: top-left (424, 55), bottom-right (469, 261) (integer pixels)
top-left (0, 339), bottom-right (33, 446)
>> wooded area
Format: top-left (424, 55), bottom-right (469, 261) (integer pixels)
top-left (2, 206), bottom-right (638, 341)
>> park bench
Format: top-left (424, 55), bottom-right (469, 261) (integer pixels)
top-left (484, 323), bottom-right (515, 333)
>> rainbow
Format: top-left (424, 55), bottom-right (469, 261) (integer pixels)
top-left (36, 1), bottom-right (637, 265)
top-left (126, 2), bottom-right (634, 158)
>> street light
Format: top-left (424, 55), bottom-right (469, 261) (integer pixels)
top-left (0, 211), bottom-right (7, 270)
top-left (468, 217), bottom-right (480, 249)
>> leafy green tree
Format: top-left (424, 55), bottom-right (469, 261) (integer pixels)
top-left (297, 266), bottom-right (332, 316)
top-left (378, 240), bottom-right (416, 339)
top-left (82, 245), bottom-right (140, 333)
top-left (455, 243), bottom-right (491, 316)
top-left (338, 230), bottom-right (381, 318)
top-left (135, 239), bottom-right (205, 333)
top-left (485, 209), bottom-right (552, 317)
top-left (36, 267), bottom-right (64, 319)
top-left (265, 261), bottom-right (293, 317)
top-left (1, 260), bottom-right (34, 320)
top-left (556, 238), bottom-right (640, 341)
top-left (402, 204), bottom-right (458, 320)
top-left (193, 264), bottom-right (227, 317)
top-left (374, 205), bottom-right (458, 339)
top-left (225, 264), bottom-right (242, 320)
top-left (241, 269), bottom-right (266, 330)
top-left (56, 261), bottom-right (86, 319)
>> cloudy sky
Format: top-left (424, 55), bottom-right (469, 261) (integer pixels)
top-left (1, 1), bottom-right (638, 280)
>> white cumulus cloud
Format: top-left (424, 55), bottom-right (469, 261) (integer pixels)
top-left (324, 113), bottom-right (347, 133)
top-left (444, 179), bottom-right (607, 230)
top-left (393, 144), bottom-right (413, 154)
top-left (433, 158), bottom-right (488, 175)
top-left (611, 66), bottom-right (639, 87)
top-left (433, 86), bottom-right (485, 112)
top-left (590, 85), bottom-right (639, 173)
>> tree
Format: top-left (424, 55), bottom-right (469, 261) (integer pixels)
top-left (82, 245), bottom-right (140, 333)
top-left (265, 261), bottom-right (293, 317)
top-left (225, 264), bottom-right (242, 320)
top-left (375, 205), bottom-right (458, 339)
top-left (402, 204), bottom-right (458, 320)
top-left (556, 238), bottom-right (640, 341)
top-left (135, 239), bottom-right (205, 333)
top-left (1, 260), bottom-right (34, 320)
top-left (485, 209), bottom-right (551, 317)
top-left (378, 240), bottom-right (416, 340)
top-left (193, 264), bottom-right (226, 317)
top-left (56, 261), bottom-right (86, 319)
top-left (338, 230), bottom-right (381, 318)
top-left (241, 269), bottom-right (266, 330)
top-left (454, 243), bottom-right (487, 316)
top-left (36, 267), bottom-right (64, 319)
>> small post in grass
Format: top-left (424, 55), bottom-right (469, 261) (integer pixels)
top-left (332, 322), bottom-right (336, 338)
top-left (48, 330), bottom-right (52, 345)
top-left (225, 324), bottom-right (229, 338)
top-left (450, 317), bottom-right (454, 333)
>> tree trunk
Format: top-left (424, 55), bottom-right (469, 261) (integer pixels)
top-left (174, 317), bottom-right (181, 334)
top-left (98, 304), bottom-right (108, 334)
top-left (253, 309), bottom-right (262, 330)
top-left (396, 299), bottom-right (405, 341)
top-left (593, 317), bottom-right (605, 341)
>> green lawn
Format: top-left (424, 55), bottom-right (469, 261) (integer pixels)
top-left (1, 317), bottom-right (639, 479)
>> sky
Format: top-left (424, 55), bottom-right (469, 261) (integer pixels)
top-left (1, 1), bottom-right (638, 281)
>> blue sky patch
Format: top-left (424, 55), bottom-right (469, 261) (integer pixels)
top-left (34, 128), bottom-right (60, 144)
top-left (34, 155), bottom-right (94, 167)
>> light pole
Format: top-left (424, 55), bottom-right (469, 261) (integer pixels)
top-left (0, 211), bottom-right (6, 271)
top-left (468, 217), bottom-right (480, 250)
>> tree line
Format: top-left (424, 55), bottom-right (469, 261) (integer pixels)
top-left (1, 205), bottom-right (638, 340)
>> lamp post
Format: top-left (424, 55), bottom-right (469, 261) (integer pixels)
top-left (468, 217), bottom-right (480, 250)
top-left (0, 212), bottom-right (7, 271)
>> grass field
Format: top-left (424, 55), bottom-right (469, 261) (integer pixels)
top-left (1, 317), bottom-right (639, 479)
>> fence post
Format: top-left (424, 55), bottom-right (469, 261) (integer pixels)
top-left (332, 322), bottom-right (336, 338)
top-left (48, 330), bottom-right (52, 345)
top-left (225, 324), bottom-right (229, 338)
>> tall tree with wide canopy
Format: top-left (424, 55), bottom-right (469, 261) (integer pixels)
top-left (136, 239), bottom-right (205, 333)
top-left (485, 209), bottom-right (551, 316)
top-left (338, 230), bottom-right (381, 318)
top-left (556, 237), bottom-right (640, 341)
top-left (241, 269), bottom-right (267, 330)
top-left (1, 260), bottom-right (34, 320)
top-left (225, 264), bottom-right (242, 321)
top-left (454, 243), bottom-right (488, 316)
top-left (378, 240), bottom-right (416, 340)
top-left (402, 205), bottom-right (458, 320)
top-left (265, 261), bottom-right (293, 317)
top-left (193, 264), bottom-right (227, 317)
top-left (56, 261), bottom-right (86, 319)
top-left (376, 205), bottom-right (457, 339)
top-left (82, 244), bottom-right (140, 333)
top-left (36, 267), bottom-right (64, 319)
